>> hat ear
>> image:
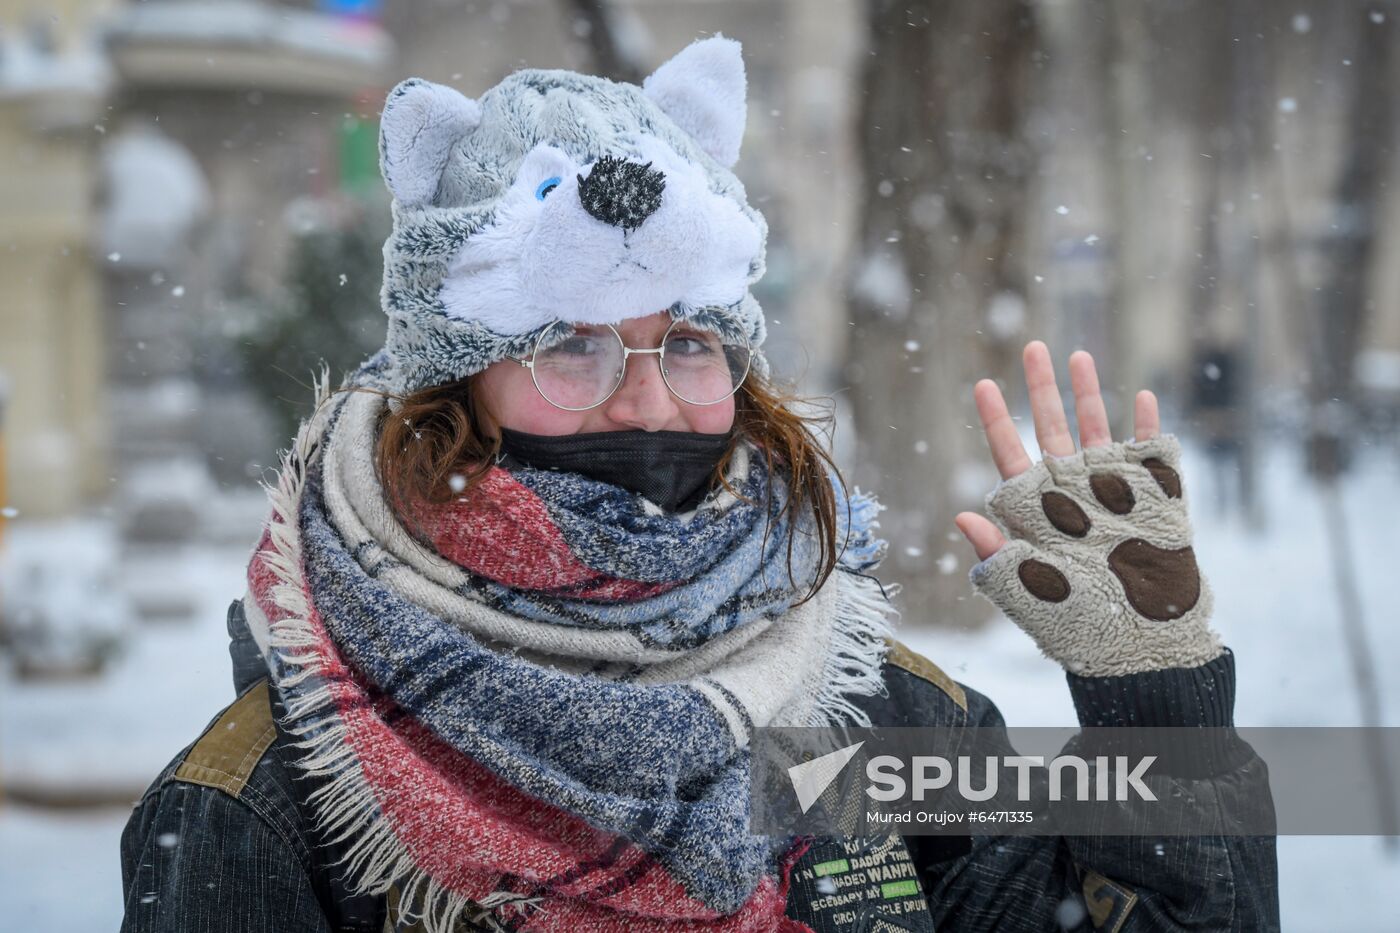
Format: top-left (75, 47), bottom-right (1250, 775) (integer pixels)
top-left (379, 78), bottom-right (482, 207)
top-left (642, 35), bottom-right (747, 168)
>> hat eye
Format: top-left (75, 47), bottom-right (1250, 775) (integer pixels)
top-left (535, 176), bottom-right (562, 201)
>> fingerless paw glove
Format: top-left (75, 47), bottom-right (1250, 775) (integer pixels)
top-left (968, 433), bottom-right (1224, 677)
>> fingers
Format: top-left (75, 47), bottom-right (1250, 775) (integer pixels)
top-left (954, 511), bottom-right (1006, 562)
top-left (1135, 389), bottom-right (1161, 440)
top-left (963, 344), bottom-right (1165, 567)
top-left (973, 378), bottom-right (1034, 479)
top-left (1023, 341), bottom-right (1077, 459)
top-left (1068, 350), bottom-right (1113, 449)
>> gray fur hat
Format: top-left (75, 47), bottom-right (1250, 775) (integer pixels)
top-left (373, 35), bottom-right (770, 396)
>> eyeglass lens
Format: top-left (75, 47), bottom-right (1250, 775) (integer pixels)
top-left (531, 321), bottom-right (750, 410)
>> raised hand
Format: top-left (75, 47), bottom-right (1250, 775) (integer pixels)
top-left (954, 341), bottom-right (1222, 677)
top-left (954, 342), bottom-right (1161, 561)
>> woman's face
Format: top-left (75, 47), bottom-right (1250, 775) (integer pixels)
top-left (475, 310), bottom-right (737, 435)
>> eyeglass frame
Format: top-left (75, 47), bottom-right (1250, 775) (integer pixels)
top-left (503, 317), bottom-right (753, 412)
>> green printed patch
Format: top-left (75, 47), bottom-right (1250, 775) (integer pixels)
top-left (812, 859), bottom-right (850, 878)
top-left (881, 879), bottom-right (921, 899)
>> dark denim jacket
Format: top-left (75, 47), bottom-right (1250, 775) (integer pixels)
top-left (118, 601), bottom-right (1280, 931)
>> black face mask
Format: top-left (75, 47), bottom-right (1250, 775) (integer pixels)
top-left (497, 427), bottom-right (733, 513)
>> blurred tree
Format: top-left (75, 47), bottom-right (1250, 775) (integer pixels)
top-left (845, 0), bottom-right (1039, 626)
top-left (1179, 0), bottom-right (1263, 527)
top-left (234, 201), bottom-right (389, 443)
top-left (565, 0), bottom-right (644, 84)
top-left (1302, 5), bottom-right (1397, 479)
top-left (1289, 3), bottom-right (1400, 847)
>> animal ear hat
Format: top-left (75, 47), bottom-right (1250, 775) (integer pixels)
top-left (373, 34), bottom-right (770, 396)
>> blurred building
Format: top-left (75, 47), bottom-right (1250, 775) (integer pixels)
top-left (0, 0), bottom-right (111, 519)
top-left (0, 0), bottom-right (391, 523)
top-left (100, 0), bottom-right (392, 545)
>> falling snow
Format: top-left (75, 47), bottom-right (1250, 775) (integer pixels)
top-left (852, 252), bottom-right (912, 319)
top-left (1055, 894), bottom-right (1088, 928)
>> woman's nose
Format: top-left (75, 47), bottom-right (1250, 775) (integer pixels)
top-left (601, 351), bottom-right (680, 430)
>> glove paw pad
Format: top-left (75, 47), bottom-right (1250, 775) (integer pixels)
top-left (1107, 539), bottom-right (1201, 621)
top-left (1089, 472), bottom-right (1136, 514)
top-left (1018, 558), bottom-right (1072, 603)
top-left (1142, 457), bottom-right (1182, 498)
top-left (1041, 491), bottom-right (1090, 537)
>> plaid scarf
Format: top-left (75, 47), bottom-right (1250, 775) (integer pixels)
top-left (242, 367), bottom-right (897, 932)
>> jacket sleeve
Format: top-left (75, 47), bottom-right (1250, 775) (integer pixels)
top-left (116, 773), bottom-right (330, 930)
top-left (910, 650), bottom-right (1280, 932)
top-left (119, 768), bottom-right (333, 933)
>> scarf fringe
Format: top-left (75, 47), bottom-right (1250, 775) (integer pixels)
top-left (806, 480), bottom-right (898, 727)
top-left (809, 569), bottom-right (900, 729)
top-left (251, 370), bottom-right (570, 933)
top-left (836, 485), bottom-right (888, 572)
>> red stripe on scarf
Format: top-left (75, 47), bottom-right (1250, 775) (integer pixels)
top-left (412, 466), bottom-right (676, 600)
top-left (249, 538), bottom-right (809, 931)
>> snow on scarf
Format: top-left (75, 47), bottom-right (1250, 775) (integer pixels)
top-left (242, 365), bottom-right (898, 932)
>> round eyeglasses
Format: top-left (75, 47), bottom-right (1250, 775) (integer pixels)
top-left (505, 319), bottom-right (752, 411)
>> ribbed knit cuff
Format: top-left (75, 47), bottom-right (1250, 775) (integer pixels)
top-left (1063, 649), bottom-right (1254, 777)
top-left (1066, 647), bottom-right (1236, 727)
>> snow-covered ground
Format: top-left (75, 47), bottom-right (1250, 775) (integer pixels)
top-left (0, 521), bottom-right (254, 929)
top-left (1, 433), bottom-right (1397, 930)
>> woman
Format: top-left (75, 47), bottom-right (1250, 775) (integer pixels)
top-left (120, 37), bottom-right (1278, 932)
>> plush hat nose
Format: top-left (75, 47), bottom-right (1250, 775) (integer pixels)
top-left (577, 155), bottom-right (666, 231)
